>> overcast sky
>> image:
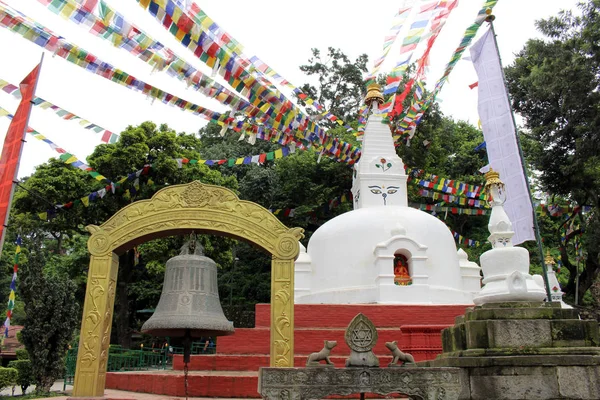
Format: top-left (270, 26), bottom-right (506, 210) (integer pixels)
top-left (0, 0), bottom-right (579, 178)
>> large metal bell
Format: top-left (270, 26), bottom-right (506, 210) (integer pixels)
top-left (141, 237), bottom-right (234, 339)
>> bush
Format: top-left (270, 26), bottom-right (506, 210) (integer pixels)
top-left (15, 348), bottom-right (29, 360)
top-left (8, 360), bottom-right (32, 394)
top-left (0, 367), bottom-right (18, 392)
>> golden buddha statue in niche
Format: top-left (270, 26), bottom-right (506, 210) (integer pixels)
top-left (393, 254), bottom-right (412, 286)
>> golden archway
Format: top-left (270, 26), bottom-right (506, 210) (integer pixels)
top-left (72, 181), bottom-right (303, 397)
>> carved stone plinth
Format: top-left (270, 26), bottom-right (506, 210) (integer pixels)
top-left (258, 367), bottom-right (463, 400)
top-left (424, 302), bottom-right (600, 399)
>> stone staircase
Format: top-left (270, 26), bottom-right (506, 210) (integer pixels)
top-left (106, 303), bottom-right (470, 398)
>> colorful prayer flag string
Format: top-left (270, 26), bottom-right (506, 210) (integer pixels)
top-left (0, 78), bottom-right (118, 143)
top-left (0, 1), bottom-right (360, 163)
top-left (36, 145), bottom-right (298, 220)
top-left (418, 188), bottom-right (489, 208)
top-left (132, 0), bottom-right (361, 158)
top-left (2, 235), bottom-right (21, 343)
top-left (0, 105), bottom-right (112, 184)
top-left (391, 0), bottom-right (498, 135)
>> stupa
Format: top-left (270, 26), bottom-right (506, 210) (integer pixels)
top-left (295, 84), bottom-right (480, 305)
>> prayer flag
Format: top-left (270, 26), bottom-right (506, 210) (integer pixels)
top-left (0, 61), bottom-right (42, 250)
top-left (471, 28), bottom-right (534, 244)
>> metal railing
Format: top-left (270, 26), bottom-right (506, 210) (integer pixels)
top-left (64, 341), bottom-right (215, 389)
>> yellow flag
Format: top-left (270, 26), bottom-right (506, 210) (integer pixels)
top-left (81, 196), bottom-right (90, 207)
top-left (60, 3), bottom-right (76, 18)
top-left (274, 149), bottom-right (283, 159)
top-left (235, 158), bottom-right (244, 165)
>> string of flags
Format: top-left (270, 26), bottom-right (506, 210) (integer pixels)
top-left (368, 1), bottom-right (417, 79)
top-left (538, 204), bottom-right (592, 218)
top-left (34, 0), bottom-right (265, 126)
top-left (270, 191), bottom-right (354, 218)
top-left (407, 168), bottom-right (487, 200)
top-left (418, 189), bottom-right (489, 208)
top-left (130, 0), bottom-right (360, 156)
top-left (0, 2), bottom-right (361, 164)
top-left (36, 144), bottom-right (299, 220)
top-left (0, 78), bottom-right (119, 143)
top-left (415, 203), bottom-right (489, 216)
top-left (0, 105), bottom-right (112, 184)
top-left (383, 0), bottom-right (458, 117)
top-left (175, 146), bottom-right (294, 168)
top-left (451, 230), bottom-right (482, 248)
top-left (132, 0), bottom-right (355, 132)
top-left (391, 0), bottom-right (498, 137)
top-left (2, 236), bottom-right (21, 343)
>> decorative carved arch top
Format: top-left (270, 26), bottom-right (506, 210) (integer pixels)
top-left (86, 180), bottom-right (304, 260)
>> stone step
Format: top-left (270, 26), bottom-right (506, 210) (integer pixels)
top-left (215, 325), bottom-right (448, 355)
top-left (173, 354), bottom-right (409, 371)
top-left (106, 370), bottom-right (260, 398)
top-left (253, 304), bottom-right (470, 328)
top-left (105, 371), bottom-right (410, 398)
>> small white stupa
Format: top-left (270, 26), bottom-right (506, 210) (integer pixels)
top-left (533, 251), bottom-right (570, 308)
top-left (294, 84), bottom-right (480, 305)
top-left (473, 169), bottom-right (546, 305)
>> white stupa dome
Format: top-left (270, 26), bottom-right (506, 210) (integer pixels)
top-left (294, 87), bottom-right (478, 305)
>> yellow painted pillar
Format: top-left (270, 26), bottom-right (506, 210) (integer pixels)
top-left (72, 253), bottom-right (119, 397)
top-left (270, 258), bottom-right (294, 367)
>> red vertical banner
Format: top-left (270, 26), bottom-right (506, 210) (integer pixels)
top-left (0, 61), bottom-right (43, 248)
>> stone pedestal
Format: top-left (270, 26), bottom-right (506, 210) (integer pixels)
top-left (422, 302), bottom-right (600, 399)
top-left (258, 367), bottom-right (464, 400)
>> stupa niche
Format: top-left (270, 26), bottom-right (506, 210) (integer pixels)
top-left (294, 84), bottom-right (480, 305)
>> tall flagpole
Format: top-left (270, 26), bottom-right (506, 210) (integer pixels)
top-left (0, 53), bottom-right (44, 253)
top-left (485, 13), bottom-right (552, 301)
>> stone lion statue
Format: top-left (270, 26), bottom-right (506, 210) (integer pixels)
top-left (306, 340), bottom-right (337, 367)
top-left (385, 341), bottom-right (415, 367)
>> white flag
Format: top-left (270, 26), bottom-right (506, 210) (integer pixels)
top-left (471, 28), bottom-right (535, 245)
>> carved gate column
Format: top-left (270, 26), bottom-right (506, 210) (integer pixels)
top-left (270, 258), bottom-right (295, 367)
top-left (72, 253), bottom-right (119, 397)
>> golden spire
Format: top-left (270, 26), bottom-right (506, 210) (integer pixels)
top-left (484, 168), bottom-right (503, 189)
top-left (544, 250), bottom-right (556, 266)
top-left (365, 83), bottom-right (384, 107)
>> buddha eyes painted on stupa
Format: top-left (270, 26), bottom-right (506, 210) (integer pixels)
top-left (368, 185), bottom-right (400, 205)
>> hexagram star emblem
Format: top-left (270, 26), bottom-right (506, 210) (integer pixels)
top-left (352, 321), bottom-right (373, 347)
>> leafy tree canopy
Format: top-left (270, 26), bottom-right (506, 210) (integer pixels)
top-left (505, 0), bottom-right (600, 299)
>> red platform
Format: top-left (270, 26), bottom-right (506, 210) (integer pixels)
top-left (106, 303), bottom-right (470, 398)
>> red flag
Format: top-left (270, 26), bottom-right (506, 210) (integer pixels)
top-left (80, 0), bottom-right (98, 12)
top-left (0, 61), bottom-right (42, 248)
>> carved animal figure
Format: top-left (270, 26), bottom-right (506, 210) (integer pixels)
top-left (385, 341), bottom-right (415, 366)
top-left (306, 340), bottom-right (337, 366)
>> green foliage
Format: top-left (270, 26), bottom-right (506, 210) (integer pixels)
top-left (298, 47), bottom-right (368, 124)
top-left (15, 348), bottom-right (28, 360)
top-left (505, 0), bottom-right (600, 299)
top-left (0, 367), bottom-right (17, 393)
top-left (19, 243), bottom-right (79, 394)
top-left (8, 359), bottom-right (33, 394)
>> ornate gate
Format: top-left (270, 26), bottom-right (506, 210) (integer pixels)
top-left (72, 181), bottom-right (303, 397)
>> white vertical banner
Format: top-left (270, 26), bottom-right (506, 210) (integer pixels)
top-left (470, 28), bottom-right (535, 245)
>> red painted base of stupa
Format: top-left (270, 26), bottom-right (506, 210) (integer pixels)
top-left (106, 303), bottom-right (470, 398)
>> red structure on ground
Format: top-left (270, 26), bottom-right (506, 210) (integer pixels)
top-left (106, 303), bottom-right (470, 398)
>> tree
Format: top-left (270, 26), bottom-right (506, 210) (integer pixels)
top-left (19, 239), bottom-right (79, 394)
top-left (11, 122), bottom-right (238, 348)
top-left (505, 0), bottom-right (600, 299)
top-left (298, 47), bottom-right (369, 124)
